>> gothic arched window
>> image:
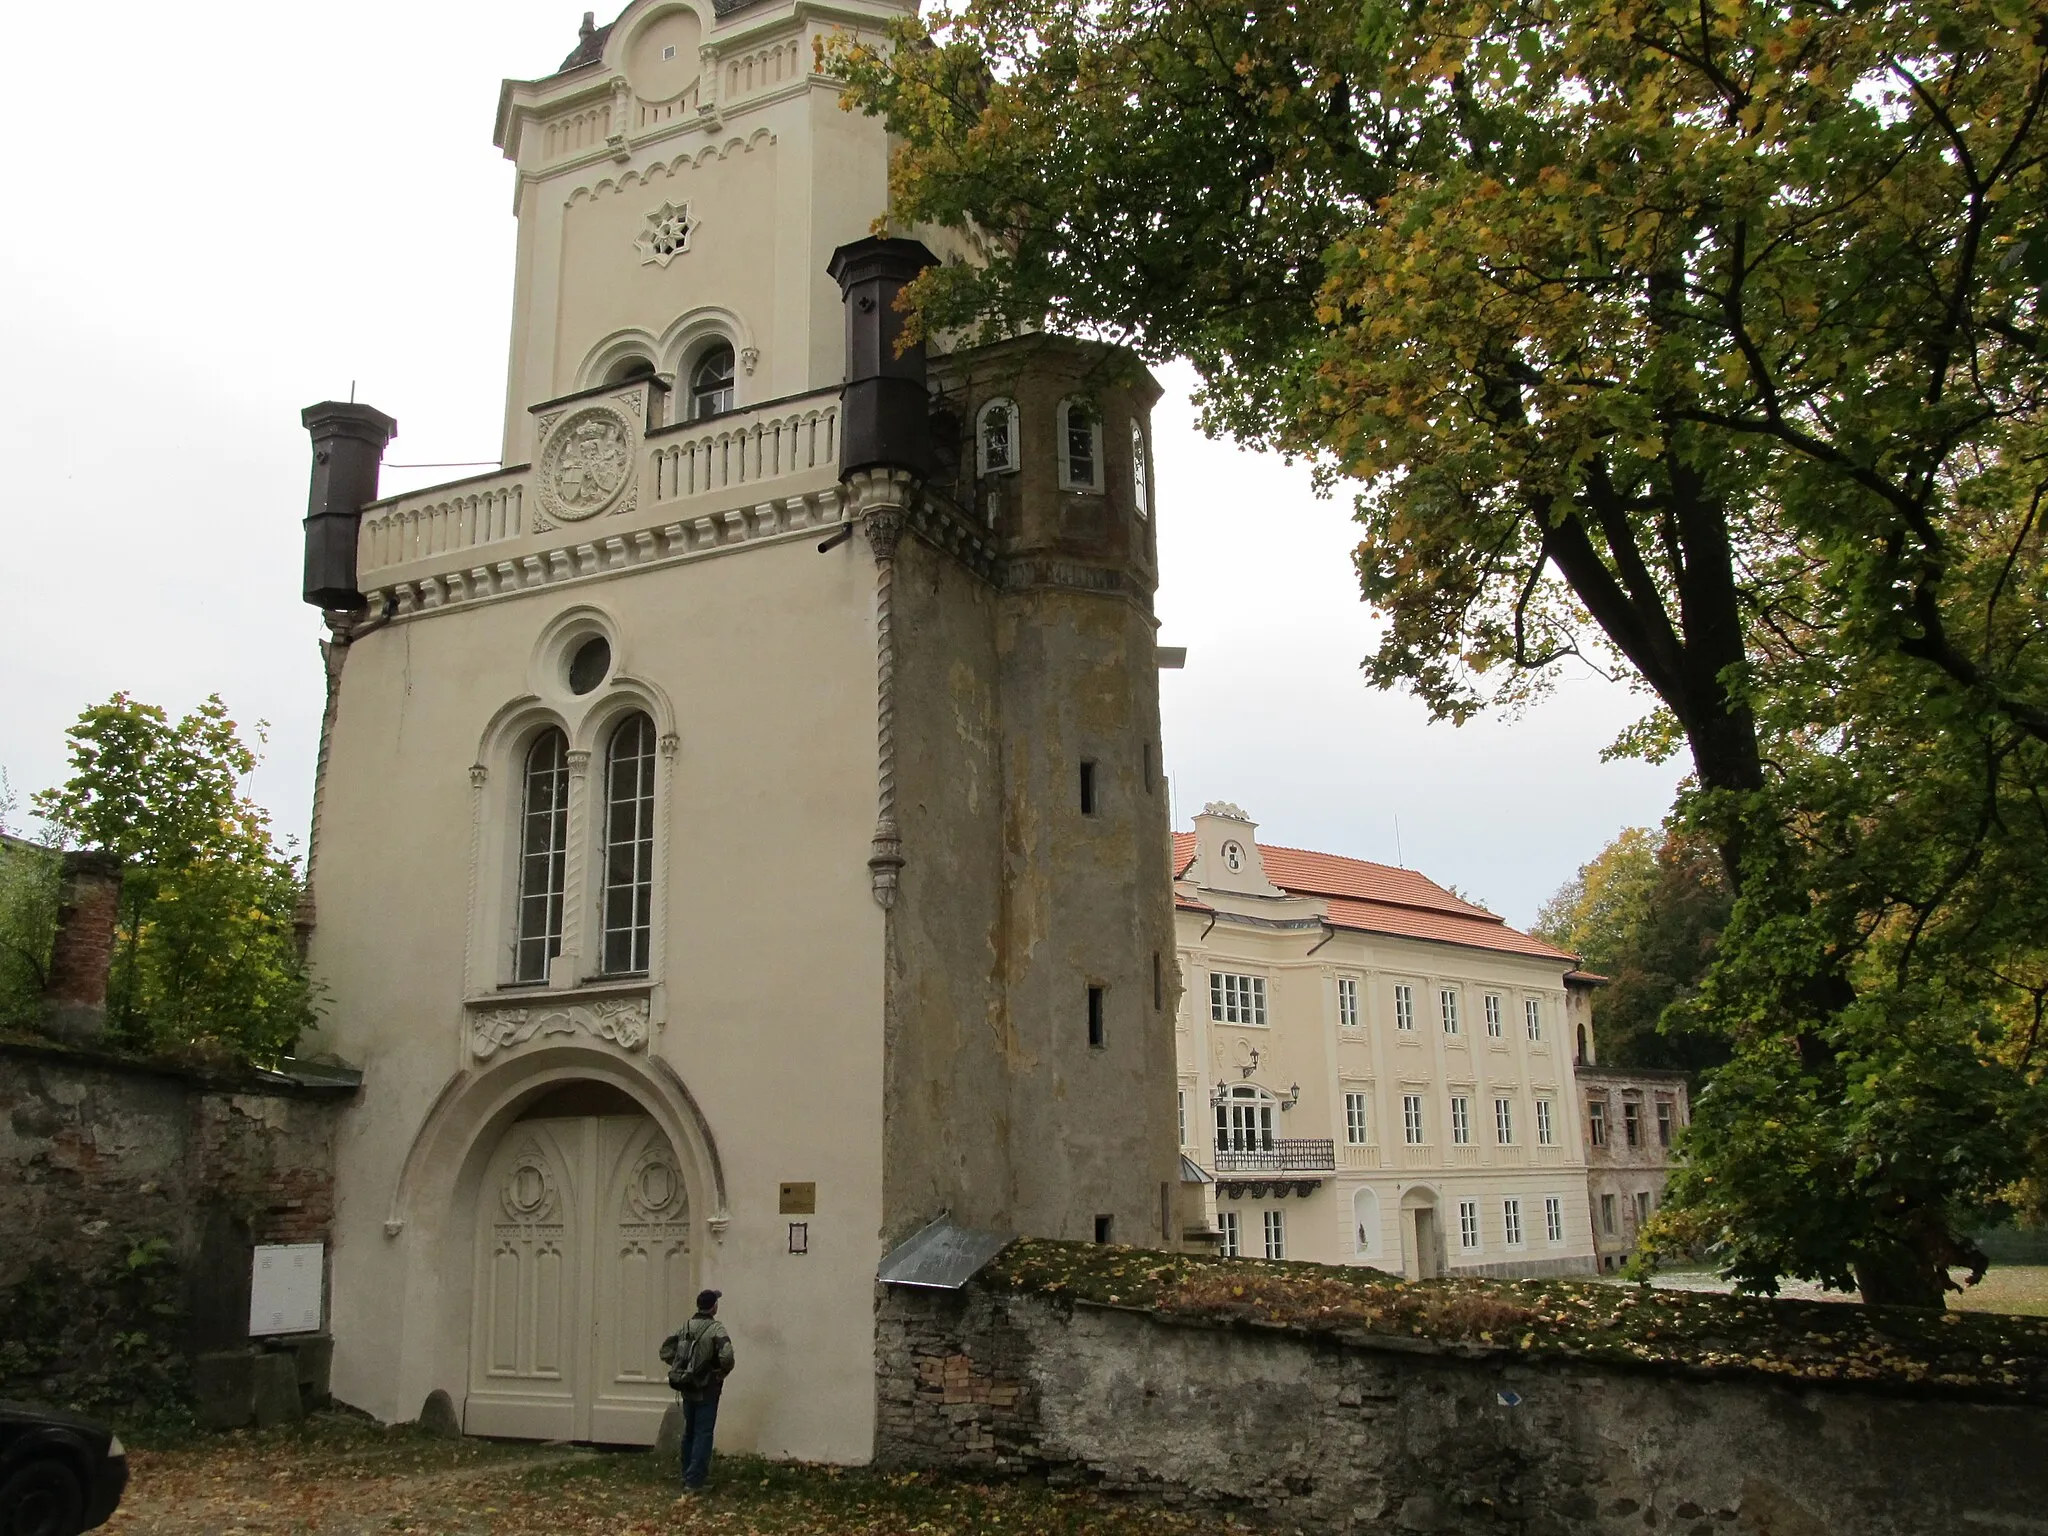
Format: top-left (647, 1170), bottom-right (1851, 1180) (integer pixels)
top-left (1057, 398), bottom-right (1102, 491)
top-left (976, 398), bottom-right (1019, 476)
top-left (514, 728), bottom-right (571, 983)
top-left (688, 343), bottom-right (735, 421)
top-left (600, 712), bottom-right (657, 975)
top-left (1130, 419), bottom-right (1150, 519)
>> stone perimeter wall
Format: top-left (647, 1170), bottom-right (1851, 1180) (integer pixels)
top-left (876, 1283), bottom-right (2046, 1536)
top-left (1, 1041), bottom-right (349, 1406)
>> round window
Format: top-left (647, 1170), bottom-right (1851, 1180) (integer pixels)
top-left (568, 636), bottom-right (612, 695)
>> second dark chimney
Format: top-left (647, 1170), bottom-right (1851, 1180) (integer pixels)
top-left (827, 237), bottom-right (938, 483)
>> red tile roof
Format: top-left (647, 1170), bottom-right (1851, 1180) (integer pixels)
top-left (1174, 830), bottom-right (1575, 963)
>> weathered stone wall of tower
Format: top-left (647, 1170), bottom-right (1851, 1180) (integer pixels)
top-left (882, 337), bottom-right (1183, 1248)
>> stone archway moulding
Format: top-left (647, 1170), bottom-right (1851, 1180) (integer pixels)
top-left (383, 1043), bottom-right (730, 1246)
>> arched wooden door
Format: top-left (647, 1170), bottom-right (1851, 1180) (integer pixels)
top-left (466, 1086), bottom-right (693, 1443)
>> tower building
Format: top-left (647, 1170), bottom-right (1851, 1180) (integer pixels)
top-left (296, 0), bottom-right (1180, 1461)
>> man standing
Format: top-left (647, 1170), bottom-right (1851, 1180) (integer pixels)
top-left (661, 1289), bottom-right (735, 1491)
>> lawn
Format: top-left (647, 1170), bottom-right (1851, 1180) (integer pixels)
top-left (105, 1413), bottom-right (1227, 1535)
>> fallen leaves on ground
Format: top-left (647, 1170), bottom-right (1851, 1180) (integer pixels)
top-left (104, 1414), bottom-right (1233, 1535)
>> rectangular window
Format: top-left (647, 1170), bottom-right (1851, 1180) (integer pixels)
top-left (1218, 1210), bottom-right (1240, 1257)
top-left (1394, 983), bottom-right (1415, 1030)
top-left (1535, 1098), bottom-right (1555, 1146)
top-left (1337, 976), bottom-right (1360, 1030)
top-left (1263, 1208), bottom-right (1286, 1260)
top-left (1093, 1214), bottom-right (1114, 1244)
top-left (1600, 1192), bottom-right (1617, 1234)
top-left (515, 730), bottom-right (571, 984)
top-left (1494, 1097), bottom-right (1514, 1145)
top-left (1503, 1198), bottom-right (1523, 1246)
top-left (1345, 1092), bottom-right (1370, 1145)
top-left (1153, 952), bottom-right (1162, 1011)
top-left (1449, 1095), bottom-right (1471, 1146)
top-left (1635, 1191), bottom-right (1652, 1227)
top-left (1484, 993), bottom-right (1503, 1037)
top-left (1525, 998), bottom-right (1542, 1040)
top-left (1402, 1094), bottom-right (1425, 1145)
top-left (1079, 760), bottom-right (1098, 815)
top-left (1623, 1100), bottom-right (1642, 1147)
top-left (1544, 1195), bottom-right (1564, 1244)
top-left (1588, 1099), bottom-right (1608, 1147)
top-left (1210, 972), bottom-right (1267, 1026)
top-left (1440, 989), bottom-right (1460, 1034)
top-left (1087, 985), bottom-right (1106, 1048)
top-left (1177, 1089), bottom-right (1187, 1148)
top-left (1131, 420), bottom-right (1150, 520)
top-left (1458, 1199), bottom-right (1480, 1252)
top-left (1657, 1100), bottom-right (1674, 1147)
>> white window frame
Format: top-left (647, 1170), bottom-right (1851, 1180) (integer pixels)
top-left (1458, 1199), bottom-right (1481, 1252)
top-left (1215, 1084), bottom-right (1278, 1153)
top-left (1218, 1209), bottom-right (1240, 1257)
top-left (1337, 975), bottom-right (1360, 1030)
top-left (1262, 1208), bottom-right (1286, 1260)
top-left (1344, 1091), bottom-right (1370, 1145)
top-left (1484, 993), bottom-right (1503, 1037)
top-left (1525, 997), bottom-right (1542, 1040)
top-left (1130, 419), bottom-right (1150, 519)
top-left (1210, 971), bottom-right (1267, 1026)
top-left (1449, 1095), bottom-right (1472, 1145)
top-left (1494, 1097), bottom-right (1514, 1146)
top-left (1440, 989), bottom-right (1460, 1034)
top-left (1535, 1098), bottom-right (1555, 1146)
top-left (1544, 1195), bottom-right (1564, 1245)
top-left (976, 397), bottom-right (1020, 476)
top-left (1177, 1089), bottom-right (1188, 1148)
top-left (598, 711), bottom-right (658, 976)
top-left (1503, 1197), bottom-right (1524, 1247)
top-left (1056, 397), bottom-right (1104, 491)
top-left (1402, 1094), bottom-right (1425, 1145)
top-left (1394, 983), bottom-right (1416, 1031)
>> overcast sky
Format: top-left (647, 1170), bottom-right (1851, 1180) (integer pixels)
top-left (0, 1), bottom-right (1684, 928)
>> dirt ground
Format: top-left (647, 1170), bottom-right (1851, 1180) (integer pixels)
top-left (102, 1415), bottom-right (1224, 1536)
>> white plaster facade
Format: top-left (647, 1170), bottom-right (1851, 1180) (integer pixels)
top-left (304, 0), bottom-right (1180, 1465)
top-left (1173, 806), bottom-right (1601, 1279)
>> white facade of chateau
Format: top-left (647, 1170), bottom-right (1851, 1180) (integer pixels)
top-left (1173, 805), bottom-right (1601, 1278)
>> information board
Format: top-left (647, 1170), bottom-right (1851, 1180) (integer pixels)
top-left (249, 1243), bottom-right (325, 1336)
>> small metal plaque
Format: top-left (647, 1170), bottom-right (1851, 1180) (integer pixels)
top-left (779, 1181), bottom-right (816, 1215)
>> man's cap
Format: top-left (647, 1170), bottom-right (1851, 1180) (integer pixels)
top-left (697, 1288), bottom-right (722, 1310)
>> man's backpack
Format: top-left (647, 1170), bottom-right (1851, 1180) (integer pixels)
top-left (660, 1318), bottom-right (720, 1394)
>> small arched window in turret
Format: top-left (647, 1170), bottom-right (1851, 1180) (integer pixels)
top-left (976, 398), bottom-right (1020, 476)
top-left (1057, 398), bottom-right (1102, 492)
top-left (688, 343), bottom-right (735, 421)
top-left (1130, 419), bottom-right (1150, 519)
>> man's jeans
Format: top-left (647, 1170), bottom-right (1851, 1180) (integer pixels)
top-left (681, 1392), bottom-right (719, 1488)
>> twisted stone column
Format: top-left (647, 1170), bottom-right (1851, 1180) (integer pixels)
top-left (849, 470), bottom-right (917, 908)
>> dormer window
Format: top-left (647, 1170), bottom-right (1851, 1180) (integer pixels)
top-left (1057, 398), bottom-right (1102, 491)
top-left (976, 398), bottom-right (1020, 475)
top-left (689, 343), bottom-right (735, 421)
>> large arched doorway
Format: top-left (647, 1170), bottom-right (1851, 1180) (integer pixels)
top-left (465, 1081), bottom-right (694, 1443)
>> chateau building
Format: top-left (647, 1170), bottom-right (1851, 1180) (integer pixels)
top-left (1173, 805), bottom-right (1600, 1279)
top-left (1578, 1065), bottom-right (1692, 1272)
top-left (294, 0), bottom-right (1180, 1462)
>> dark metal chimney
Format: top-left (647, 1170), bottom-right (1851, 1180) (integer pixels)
top-left (827, 237), bottom-right (937, 482)
top-left (300, 401), bottom-right (398, 610)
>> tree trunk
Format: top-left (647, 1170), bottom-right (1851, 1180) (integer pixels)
top-left (1852, 1247), bottom-right (1950, 1310)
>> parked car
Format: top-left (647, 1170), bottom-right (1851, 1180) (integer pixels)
top-left (0, 1403), bottom-right (128, 1536)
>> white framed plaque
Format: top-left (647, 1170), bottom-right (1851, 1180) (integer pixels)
top-left (249, 1243), bottom-right (325, 1336)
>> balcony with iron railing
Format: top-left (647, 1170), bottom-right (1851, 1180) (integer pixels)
top-left (1212, 1138), bottom-right (1336, 1174)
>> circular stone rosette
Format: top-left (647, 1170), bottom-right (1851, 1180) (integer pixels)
top-left (539, 405), bottom-right (635, 522)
